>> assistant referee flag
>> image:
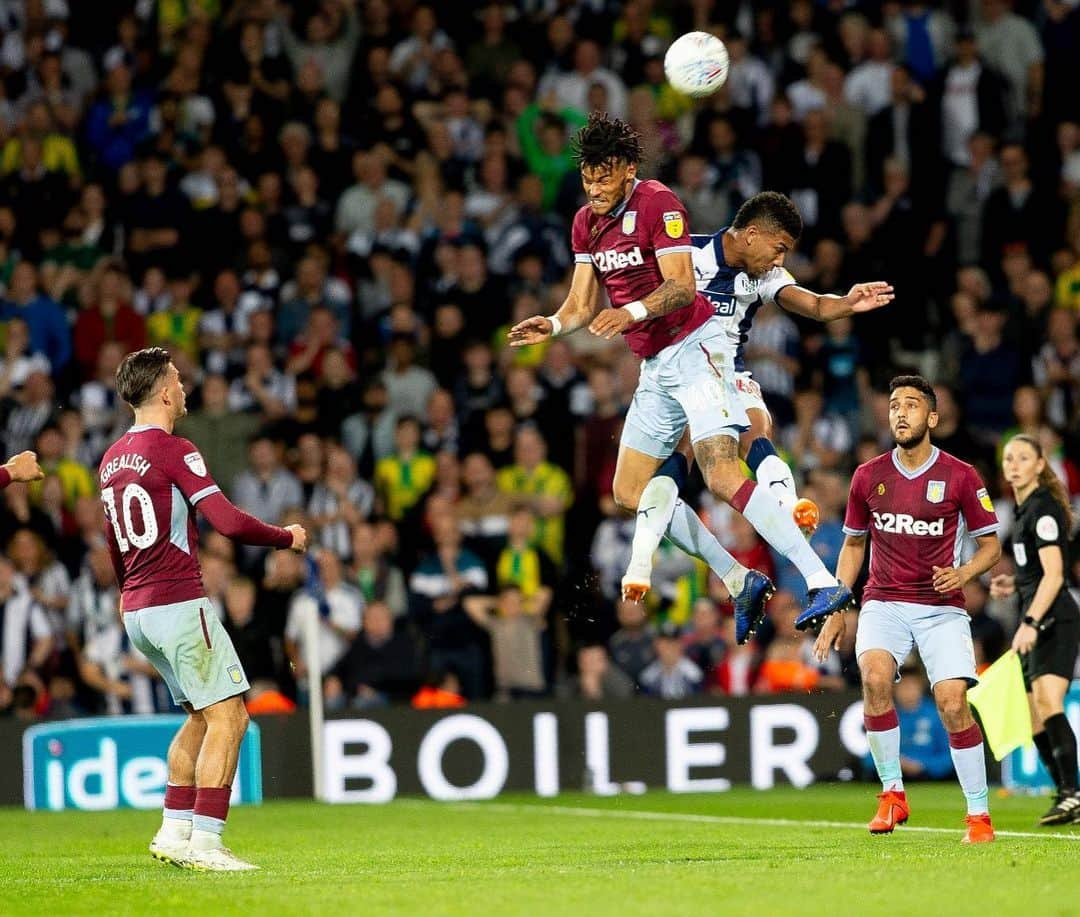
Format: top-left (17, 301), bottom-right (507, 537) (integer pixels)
top-left (968, 651), bottom-right (1032, 760)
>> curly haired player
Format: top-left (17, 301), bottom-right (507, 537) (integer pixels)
top-left (510, 113), bottom-right (864, 641)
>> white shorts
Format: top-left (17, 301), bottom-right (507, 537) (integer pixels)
top-left (125, 597), bottom-right (250, 710)
top-left (621, 316), bottom-right (750, 459)
top-left (855, 599), bottom-right (977, 688)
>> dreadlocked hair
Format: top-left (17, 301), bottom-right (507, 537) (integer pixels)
top-left (572, 112), bottom-right (644, 169)
top-left (1009, 433), bottom-right (1075, 532)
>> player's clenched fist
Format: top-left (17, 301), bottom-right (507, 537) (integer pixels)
top-left (286, 524), bottom-right (308, 552)
top-left (4, 450), bottom-right (44, 482)
top-left (508, 316), bottom-right (554, 347)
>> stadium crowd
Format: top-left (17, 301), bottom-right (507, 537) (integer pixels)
top-left (0, 0), bottom-right (1078, 719)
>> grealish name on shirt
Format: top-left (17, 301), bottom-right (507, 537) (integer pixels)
top-left (100, 453), bottom-right (151, 484)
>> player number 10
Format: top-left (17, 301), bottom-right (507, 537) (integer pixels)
top-left (102, 484), bottom-right (159, 552)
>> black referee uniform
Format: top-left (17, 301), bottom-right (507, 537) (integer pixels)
top-left (1010, 484), bottom-right (1080, 820)
top-left (1010, 486), bottom-right (1080, 689)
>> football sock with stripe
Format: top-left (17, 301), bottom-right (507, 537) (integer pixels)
top-left (160, 783), bottom-right (195, 840)
top-left (864, 709), bottom-right (904, 793)
top-left (1044, 713), bottom-right (1079, 793)
top-left (191, 786), bottom-right (232, 850)
top-left (732, 480), bottom-right (836, 590)
top-left (949, 723), bottom-right (990, 815)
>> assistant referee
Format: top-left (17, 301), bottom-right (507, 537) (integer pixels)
top-left (993, 434), bottom-right (1080, 825)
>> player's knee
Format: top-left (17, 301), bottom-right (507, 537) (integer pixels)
top-left (935, 692), bottom-right (970, 730)
top-left (1031, 691), bottom-right (1061, 722)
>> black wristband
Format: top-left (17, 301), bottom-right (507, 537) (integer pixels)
top-left (1022, 615), bottom-right (1042, 631)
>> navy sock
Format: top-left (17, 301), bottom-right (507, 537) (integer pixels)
top-left (654, 451), bottom-right (689, 491)
top-left (744, 437), bottom-right (776, 473)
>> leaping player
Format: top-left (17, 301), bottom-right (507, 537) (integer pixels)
top-left (812, 375), bottom-right (1000, 844)
top-left (510, 113), bottom-right (861, 643)
top-left (101, 348), bottom-right (308, 870)
top-left (617, 193), bottom-right (894, 609)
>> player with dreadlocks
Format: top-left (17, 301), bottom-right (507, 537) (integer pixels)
top-left (510, 113), bottom-right (858, 641)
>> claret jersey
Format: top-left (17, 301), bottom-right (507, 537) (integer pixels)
top-left (843, 446), bottom-right (999, 607)
top-left (99, 424), bottom-right (222, 611)
top-left (571, 179), bottom-right (714, 359)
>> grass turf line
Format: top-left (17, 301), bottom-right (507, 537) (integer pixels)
top-left (0, 784), bottom-right (1077, 917)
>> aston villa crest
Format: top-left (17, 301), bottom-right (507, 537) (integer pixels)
top-left (622, 210), bottom-right (637, 234)
top-left (926, 480), bottom-right (945, 504)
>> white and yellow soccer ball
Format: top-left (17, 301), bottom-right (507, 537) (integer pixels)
top-left (663, 31), bottom-right (730, 98)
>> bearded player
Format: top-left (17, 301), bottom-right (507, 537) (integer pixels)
top-left (617, 197), bottom-right (894, 609)
top-left (813, 376), bottom-right (1000, 844)
top-left (101, 348), bottom-right (307, 870)
top-left (509, 113), bottom-right (856, 642)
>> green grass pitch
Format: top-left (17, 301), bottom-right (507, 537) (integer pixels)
top-left (1, 785), bottom-right (1077, 916)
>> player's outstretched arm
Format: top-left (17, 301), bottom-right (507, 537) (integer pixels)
top-left (776, 281), bottom-right (894, 323)
top-left (931, 533), bottom-right (1000, 594)
top-left (509, 262), bottom-right (601, 347)
top-left (0, 451), bottom-right (44, 487)
top-left (198, 491), bottom-right (307, 552)
top-left (588, 250), bottom-right (697, 339)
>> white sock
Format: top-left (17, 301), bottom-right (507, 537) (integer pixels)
top-left (665, 499), bottom-right (745, 593)
top-left (741, 484), bottom-right (836, 589)
top-left (867, 728), bottom-right (904, 792)
top-left (190, 826), bottom-right (225, 850)
top-left (626, 476), bottom-right (680, 577)
top-left (950, 727), bottom-right (990, 815)
top-left (159, 816), bottom-right (192, 841)
top-left (756, 453), bottom-right (798, 508)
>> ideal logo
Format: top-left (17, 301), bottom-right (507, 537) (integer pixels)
top-left (23, 715), bottom-right (262, 811)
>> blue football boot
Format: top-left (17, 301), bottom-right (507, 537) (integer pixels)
top-left (794, 584), bottom-right (855, 631)
top-left (733, 569), bottom-right (774, 645)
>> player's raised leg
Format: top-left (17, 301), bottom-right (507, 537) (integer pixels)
top-left (739, 404), bottom-right (817, 538)
top-left (614, 395), bottom-right (771, 643)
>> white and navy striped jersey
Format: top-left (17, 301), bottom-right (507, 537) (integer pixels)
top-left (690, 229), bottom-right (796, 371)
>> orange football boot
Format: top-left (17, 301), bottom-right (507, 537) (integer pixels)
top-left (793, 497), bottom-right (820, 539)
top-left (868, 790), bottom-right (910, 834)
top-left (961, 814), bottom-right (995, 844)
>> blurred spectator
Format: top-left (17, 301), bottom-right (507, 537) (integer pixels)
top-left (233, 434), bottom-right (303, 525)
top-left (957, 302), bottom-right (1027, 439)
top-left (464, 584), bottom-right (546, 700)
top-left (285, 549), bottom-right (364, 700)
top-left (1, 261), bottom-right (71, 373)
top-left (408, 513), bottom-right (488, 699)
top-left (608, 598), bottom-right (655, 688)
top-left (559, 643), bottom-right (634, 701)
top-left (72, 263), bottom-right (146, 380)
top-left (496, 425), bottom-right (572, 566)
top-left (0, 556), bottom-right (52, 714)
top-left (374, 415), bottom-right (435, 523)
top-left (381, 333), bottom-right (436, 419)
top-left (308, 444), bottom-right (373, 558)
top-left (221, 576), bottom-right (280, 690)
top-left (342, 380), bottom-right (397, 478)
top-left (755, 591), bottom-right (826, 693)
top-left (348, 522), bottom-right (407, 620)
top-left (179, 374), bottom-right (259, 499)
top-left (639, 621), bottom-right (703, 699)
top-left (327, 600), bottom-right (420, 709)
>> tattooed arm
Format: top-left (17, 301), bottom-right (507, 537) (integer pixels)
top-left (588, 250), bottom-right (697, 339)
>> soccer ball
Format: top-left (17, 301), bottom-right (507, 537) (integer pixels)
top-left (663, 32), bottom-right (729, 98)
